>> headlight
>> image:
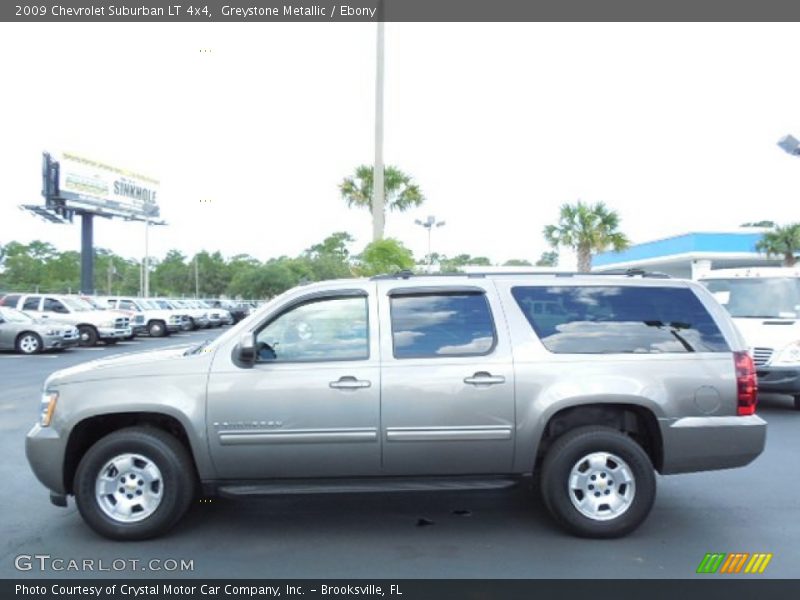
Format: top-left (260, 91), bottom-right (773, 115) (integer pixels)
top-left (771, 341), bottom-right (800, 366)
top-left (40, 390), bottom-right (59, 427)
top-left (45, 329), bottom-right (58, 336)
top-left (100, 320), bottom-right (115, 328)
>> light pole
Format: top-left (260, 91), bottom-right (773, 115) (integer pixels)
top-left (143, 218), bottom-right (150, 297)
top-left (372, 8), bottom-right (385, 242)
top-left (415, 215), bottom-right (446, 269)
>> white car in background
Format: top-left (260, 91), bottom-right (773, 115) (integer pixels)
top-left (700, 266), bottom-right (800, 410)
top-left (99, 297), bottom-right (187, 337)
top-left (0, 294), bottom-right (131, 346)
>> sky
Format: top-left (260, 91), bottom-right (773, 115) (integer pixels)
top-left (1, 22), bottom-right (800, 269)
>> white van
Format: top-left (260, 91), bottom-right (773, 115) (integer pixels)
top-left (699, 267), bottom-right (800, 410)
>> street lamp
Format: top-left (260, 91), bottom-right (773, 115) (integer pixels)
top-left (777, 134), bottom-right (800, 156)
top-left (415, 215), bottom-right (446, 270)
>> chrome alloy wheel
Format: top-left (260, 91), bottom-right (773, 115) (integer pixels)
top-left (18, 334), bottom-right (40, 354)
top-left (95, 453), bottom-right (164, 523)
top-left (568, 452), bottom-right (635, 521)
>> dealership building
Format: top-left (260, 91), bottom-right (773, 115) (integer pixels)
top-left (592, 229), bottom-right (780, 279)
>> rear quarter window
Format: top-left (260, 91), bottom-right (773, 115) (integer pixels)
top-left (511, 285), bottom-right (728, 354)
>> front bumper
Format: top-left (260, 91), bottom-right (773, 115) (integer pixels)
top-left (26, 424), bottom-right (67, 495)
top-left (42, 334), bottom-right (79, 350)
top-left (659, 415), bottom-right (767, 474)
top-left (97, 326), bottom-right (132, 340)
top-left (756, 365), bottom-right (800, 395)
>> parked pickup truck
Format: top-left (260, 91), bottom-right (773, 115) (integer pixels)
top-left (1, 293), bottom-right (131, 346)
top-left (25, 272), bottom-right (766, 540)
top-left (99, 297), bottom-right (186, 338)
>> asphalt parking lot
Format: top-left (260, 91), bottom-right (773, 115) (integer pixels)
top-left (1, 332), bottom-right (798, 579)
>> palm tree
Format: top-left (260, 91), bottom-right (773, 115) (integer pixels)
top-left (339, 165), bottom-right (424, 241)
top-left (756, 223), bottom-right (800, 266)
top-left (543, 201), bottom-right (629, 272)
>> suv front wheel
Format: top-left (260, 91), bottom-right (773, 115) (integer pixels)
top-left (74, 427), bottom-right (195, 540)
top-left (540, 426), bottom-right (656, 538)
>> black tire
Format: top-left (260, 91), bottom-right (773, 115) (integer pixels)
top-left (794, 396), bottom-right (800, 411)
top-left (78, 325), bottom-right (98, 347)
top-left (540, 426), bottom-right (656, 539)
top-left (74, 427), bottom-right (196, 540)
top-left (188, 318), bottom-right (198, 331)
top-left (148, 320), bottom-right (167, 337)
top-left (15, 331), bottom-right (43, 355)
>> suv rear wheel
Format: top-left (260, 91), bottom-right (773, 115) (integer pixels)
top-left (74, 427), bottom-right (195, 540)
top-left (540, 426), bottom-right (655, 538)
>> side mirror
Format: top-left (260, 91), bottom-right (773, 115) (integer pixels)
top-left (235, 332), bottom-right (256, 366)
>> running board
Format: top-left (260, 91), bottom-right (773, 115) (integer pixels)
top-left (216, 476), bottom-right (519, 497)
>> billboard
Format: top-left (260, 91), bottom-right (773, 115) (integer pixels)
top-left (53, 151), bottom-right (161, 220)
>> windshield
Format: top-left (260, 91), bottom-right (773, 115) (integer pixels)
top-left (62, 297), bottom-right (92, 312)
top-left (0, 306), bottom-right (34, 323)
top-left (156, 300), bottom-right (174, 310)
top-left (702, 277), bottom-right (800, 318)
top-left (140, 299), bottom-right (158, 310)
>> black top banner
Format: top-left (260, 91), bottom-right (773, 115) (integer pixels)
top-left (3, 0), bottom-right (800, 22)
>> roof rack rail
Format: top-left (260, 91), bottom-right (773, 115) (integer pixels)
top-left (370, 268), bottom-right (671, 280)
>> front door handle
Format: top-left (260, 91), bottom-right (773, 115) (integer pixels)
top-left (464, 371), bottom-right (506, 386)
top-left (329, 376), bottom-right (372, 389)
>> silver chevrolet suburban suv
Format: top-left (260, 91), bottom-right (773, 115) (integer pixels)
top-left (26, 272), bottom-right (767, 540)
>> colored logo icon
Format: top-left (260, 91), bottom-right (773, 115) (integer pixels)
top-left (696, 553), bottom-right (772, 574)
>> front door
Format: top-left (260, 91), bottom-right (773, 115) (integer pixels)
top-left (206, 287), bottom-right (381, 479)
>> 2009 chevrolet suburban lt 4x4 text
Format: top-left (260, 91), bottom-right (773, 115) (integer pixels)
top-left (26, 272), bottom-right (767, 540)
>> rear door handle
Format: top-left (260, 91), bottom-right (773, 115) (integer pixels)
top-left (329, 376), bottom-right (372, 389)
top-left (464, 371), bottom-right (506, 386)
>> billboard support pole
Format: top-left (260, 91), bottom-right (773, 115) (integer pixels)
top-left (80, 213), bottom-right (94, 294)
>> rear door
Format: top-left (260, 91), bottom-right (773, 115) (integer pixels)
top-left (378, 281), bottom-right (516, 475)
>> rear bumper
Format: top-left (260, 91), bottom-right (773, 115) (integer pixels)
top-left (756, 365), bottom-right (800, 395)
top-left (659, 415), bottom-right (767, 474)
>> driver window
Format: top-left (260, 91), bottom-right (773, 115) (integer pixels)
top-left (255, 296), bottom-right (368, 362)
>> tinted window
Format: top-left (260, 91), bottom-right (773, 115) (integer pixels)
top-left (1, 294), bottom-right (20, 307)
top-left (119, 300), bottom-right (136, 311)
top-left (43, 298), bottom-right (68, 313)
top-left (390, 293), bottom-right (496, 358)
top-left (512, 286), bottom-right (728, 354)
top-left (256, 296), bottom-right (368, 362)
top-left (22, 296), bottom-right (41, 311)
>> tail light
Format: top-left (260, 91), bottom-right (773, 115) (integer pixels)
top-left (734, 351), bottom-right (758, 416)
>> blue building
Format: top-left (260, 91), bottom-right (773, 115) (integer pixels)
top-left (593, 230), bottom-right (779, 279)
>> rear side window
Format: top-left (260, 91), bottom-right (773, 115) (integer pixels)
top-left (511, 286), bottom-right (728, 354)
top-left (390, 293), bottom-right (496, 358)
top-left (22, 296), bottom-right (41, 311)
